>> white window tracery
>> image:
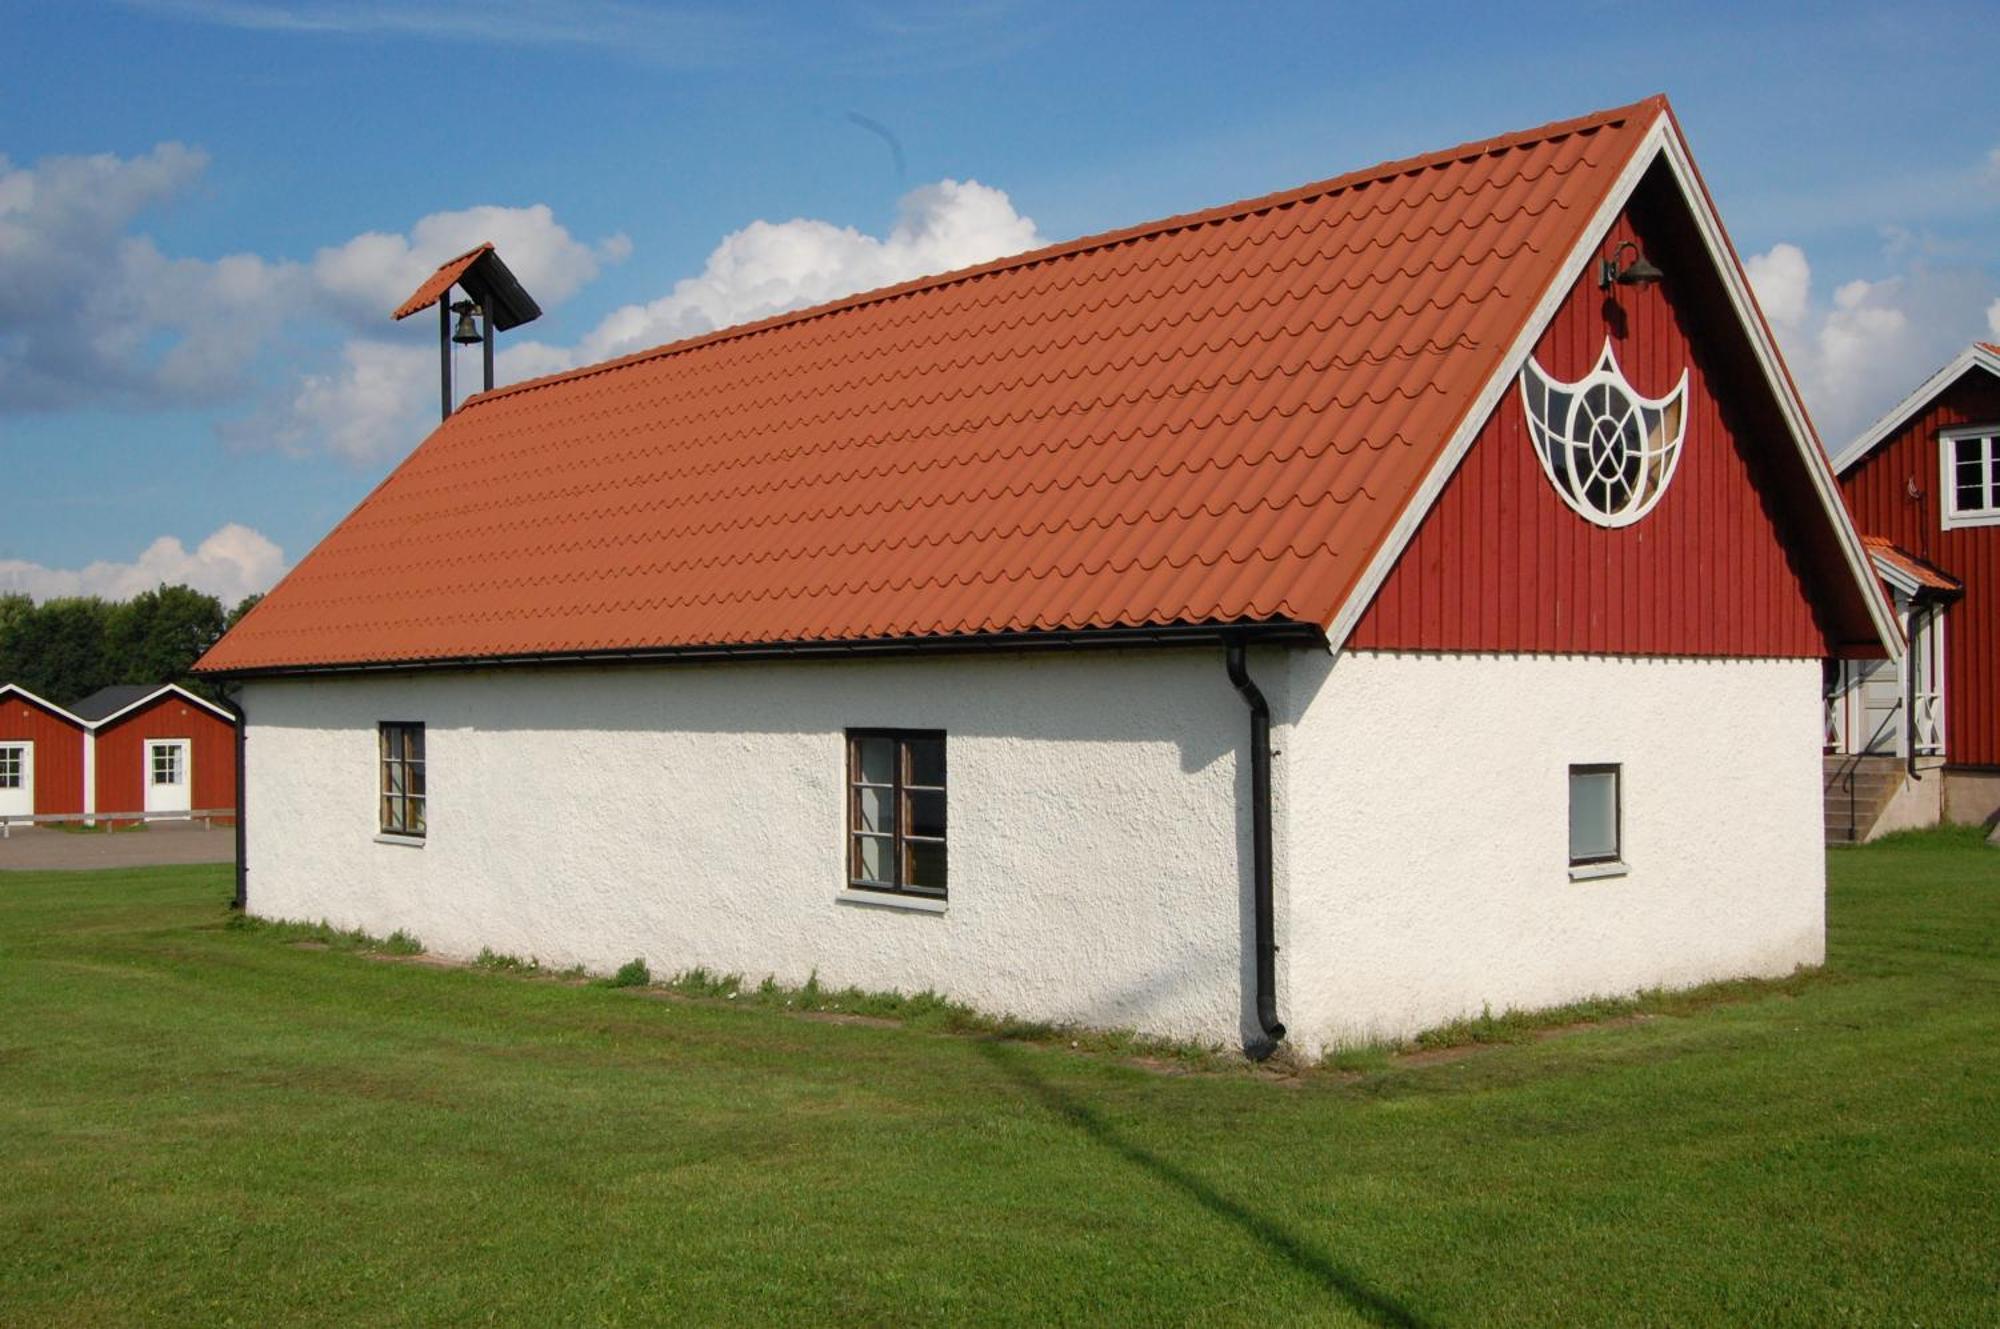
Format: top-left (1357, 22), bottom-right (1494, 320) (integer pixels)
top-left (1520, 341), bottom-right (1688, 527)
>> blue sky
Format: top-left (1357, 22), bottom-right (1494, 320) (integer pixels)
top-left (3, 0), bottom-right (1996, 601)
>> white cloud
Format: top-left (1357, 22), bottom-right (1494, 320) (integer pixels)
top-left (263, 339), bottom-right (437, 463)
top-left (312, 204), bottom-right (629, 327)
top-left (1986, 297), bottom-right (2000, 342)
top-left (1746, 242), bottom-right (1810, 328)
top-left (0, 142), bottom-right (295, 410)
top-left (578, 178), bottom-right (1041, 361)
top-left (1746, 240), bottom-right (1997, 446)
top-left (0, 523), bottom-right (287, 603)
top-left (118, 1), bottom-right (757, 64)
top-left (0, 143), bottom-right (627, 414)
top-left (251, 177), bottom-right (1044, 462)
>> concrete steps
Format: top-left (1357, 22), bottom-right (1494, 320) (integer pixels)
top-left (1824, 755), bottom-right (1905, 844)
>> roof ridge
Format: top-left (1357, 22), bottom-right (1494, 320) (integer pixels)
top-left (463, 95), bottom-right (1667, 411)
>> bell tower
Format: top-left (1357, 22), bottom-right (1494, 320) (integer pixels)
top-left (390, 243), bottom-right (542, 419)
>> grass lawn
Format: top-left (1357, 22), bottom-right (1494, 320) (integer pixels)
top-left (1, 834), bottom-right (1994, 1325)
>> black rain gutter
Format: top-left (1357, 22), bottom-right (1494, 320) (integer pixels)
top-left (1225, 637), bottom-right (1285, 1060)
top-left (217, 683), bottom-right (248, 911)
top-left (196, 620), bottom-right (1326, 682)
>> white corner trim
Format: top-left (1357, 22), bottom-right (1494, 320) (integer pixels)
top-left (373, 832), bottom-right (427, 848)
top-left (1568, 860), bottom-right (1630, 882)
top-left (836, 889), bottom-right (948, 915)
top-left (82, 727), bottom-right (96, 824)
top-left (1833, 345), bottom-right (2000, 475)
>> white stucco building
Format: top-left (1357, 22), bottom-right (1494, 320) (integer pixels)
top-left (201, 98), bottom-right (1896, 1058)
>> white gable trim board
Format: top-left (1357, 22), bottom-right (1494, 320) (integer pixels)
top-left (1833, 344), bottom-right (2000, 475)
top-left (87, 683), bottom-right (235, 729)
top-left (0, 684), bottom-right (85, 728)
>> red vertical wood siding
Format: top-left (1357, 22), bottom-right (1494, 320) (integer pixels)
top-left (94, 696), bottom-right (236, 816)
top-left (1840, 371), bottom-right (2000, 767)
top-left (1351, 166), bottom-right (1867, 659)
top-left (0, 697), bottom-right (86, 815)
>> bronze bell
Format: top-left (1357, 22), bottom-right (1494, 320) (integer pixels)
top-left (450, 300), bottom-right (484, 345)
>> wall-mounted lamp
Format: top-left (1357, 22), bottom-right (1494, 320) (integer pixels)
top-left (1598, 240), bottom-right (1664, 290)
top-left (450, 300), bottom-right (486, 345)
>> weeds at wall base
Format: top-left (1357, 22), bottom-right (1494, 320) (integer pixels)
top-left (225, 912), bottom-right (424, 957)
top-left (229, 910), bottom-right (1832, 1078)
top-left (1318, 964), bottom-right (1836, 1070)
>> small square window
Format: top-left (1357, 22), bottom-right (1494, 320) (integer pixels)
top-left (1569, 764), bottom-right (1621, 867)
top-left (846, 730), bottom-right (946, 898)
top-left (0, 746), bottom-right (21, 789)
top-left (379, 722), bottom-right (426, 838)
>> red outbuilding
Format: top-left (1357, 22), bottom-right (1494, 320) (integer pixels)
top-left (0, 684), bottom-right (88, 822)
top-left (0, 683), bottom-right (236, 828)
top-left (1829, 342), bottom-right (2000, 835)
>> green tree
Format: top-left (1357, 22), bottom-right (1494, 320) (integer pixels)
top-left (225, 593), bottom-right (264, 630)
top-left (104, 584), bottom-right (226, 693)
top-left (0, 593), bottom-right (33, 689)
top-left (8, 597), bottom-right (114, 705)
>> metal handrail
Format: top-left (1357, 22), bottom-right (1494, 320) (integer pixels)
top-left (0, 809), bottom-right (236, 838)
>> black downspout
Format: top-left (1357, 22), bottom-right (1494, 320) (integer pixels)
top-left (1226, 639), bottom-right (1285, 1059)
top-left (220, 685), bottom-right (247, 911)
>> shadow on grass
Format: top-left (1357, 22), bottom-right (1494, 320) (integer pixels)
top-left (977, 1040), bottom-right (1426, 1328)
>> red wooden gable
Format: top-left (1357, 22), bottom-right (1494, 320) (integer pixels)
top-left (1350, 161), bottom-right (1875, 659)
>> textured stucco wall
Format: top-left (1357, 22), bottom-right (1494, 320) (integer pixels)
top-left (1284, 651), bottom-right (1826, 1051)
top-left (241, 649), bottom-right (1284, 1048)
top-left (242, 647), bottom-right (1826, 1056)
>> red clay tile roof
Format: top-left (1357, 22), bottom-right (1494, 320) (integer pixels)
top-left (1861, 536), bottom-right (1961, 595)
top-left (202, 98), bottom-right (1672, 674)
top-left (391, 244), bottom-right (494, 322)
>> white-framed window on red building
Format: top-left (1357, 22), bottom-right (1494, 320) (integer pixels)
top-left (1941, 427), bottom-right (2000, 529)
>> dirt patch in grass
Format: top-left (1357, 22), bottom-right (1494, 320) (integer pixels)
top-left (796, 1009), bottom-right (900, 1029)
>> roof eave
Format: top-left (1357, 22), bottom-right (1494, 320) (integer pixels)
top-left (195, 620), bottom-right (1330, 682)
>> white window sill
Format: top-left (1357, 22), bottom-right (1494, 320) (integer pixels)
top-left (1569, 860), bottom-right (1629, 881)
top-left (837, 888), bottom-right (947, 915)
top-left (374, 833), bottom-right (427, 849)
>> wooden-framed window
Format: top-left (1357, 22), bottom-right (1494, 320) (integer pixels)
top-left (847, 729), bottom-right (946, 898)
top-left (1941, 428), bottom-right (2000, 529)
top-left (0, 745), bottom-right (21, 789)
top-left (379, 722), bottom-right (426, 838)
top-left (1568, 763), bottom-right (1621, 867)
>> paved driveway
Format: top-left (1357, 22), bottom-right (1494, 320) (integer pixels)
top-left (0, 822), bottom-right (236, 871)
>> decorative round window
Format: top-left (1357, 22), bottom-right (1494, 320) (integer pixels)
top-left (1519, 341), bottom-right (1688, 527)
